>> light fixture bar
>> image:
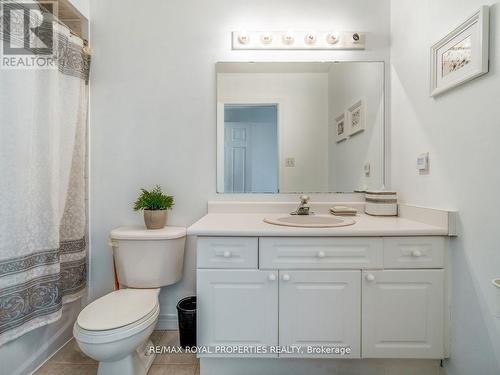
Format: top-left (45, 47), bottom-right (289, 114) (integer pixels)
top-left (232, 30), bottom-right (366, 50)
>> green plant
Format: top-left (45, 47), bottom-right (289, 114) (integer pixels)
top-left (133, 185), bottom-right (174, 211)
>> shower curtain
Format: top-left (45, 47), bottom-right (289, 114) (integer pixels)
top-left (0, 12), bottom-right (90, 345)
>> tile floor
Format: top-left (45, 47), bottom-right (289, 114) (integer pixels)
top-left (35, 330), bottom-right (199, 375)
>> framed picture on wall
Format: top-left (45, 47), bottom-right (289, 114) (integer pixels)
top-left (335, 113), bottom-right (347, 143)
top-left (347, 99), bottom-right (365, 136)
top-left (430, 6), bottom-right (489, 97)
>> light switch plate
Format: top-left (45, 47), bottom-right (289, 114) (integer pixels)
top-left (417, 152), bottom-right (429, 171)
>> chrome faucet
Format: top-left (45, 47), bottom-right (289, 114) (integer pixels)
top-left (291, 195), bottom-right (312, 215)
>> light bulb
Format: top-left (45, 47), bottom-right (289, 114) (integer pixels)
top-left (282, 33), bottom-right (294, 45)
top-left (326, 33), bottom-right (339, 44)
top-left (238, 32), bottom-right (250, 44)
top-left (260, 33), bottom-right (273, 44)
top-left (304, 33), bottom-right (317, 44)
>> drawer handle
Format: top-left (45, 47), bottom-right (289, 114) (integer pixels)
top-left (365, 273), bottom-right (375, 282)
top-left (411, 250), bottom-right (423, 257)
top-left (268, 273), bottom-right (276, 281)
top-left (317, 251), bottom-right (326, 258)
top-left (223, 251), bottom-right (232, 258)
top-left (282, 274), bottom-right (291, 282)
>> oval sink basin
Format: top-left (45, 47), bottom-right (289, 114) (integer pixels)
top-left (263, 215), bottom-right (355, 228)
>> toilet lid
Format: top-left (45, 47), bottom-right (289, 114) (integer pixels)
top-left (110, 226), bottom-right (186, 240)
top-left (77, 289), bottom-right (159, 331)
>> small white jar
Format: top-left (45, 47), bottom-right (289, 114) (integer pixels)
top-left (364, 190), bottom-right (397, 216)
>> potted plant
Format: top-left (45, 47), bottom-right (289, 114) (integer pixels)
top-left (133, 185), bottom-right (174, 229)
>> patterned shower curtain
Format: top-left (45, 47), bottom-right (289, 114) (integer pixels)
top-left (0, 5), bottom-right (90, 345)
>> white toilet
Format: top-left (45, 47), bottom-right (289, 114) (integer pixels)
top-left (73, 226), bottom-right (186, 375)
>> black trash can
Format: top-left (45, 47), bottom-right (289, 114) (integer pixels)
top-left (177, 296), bottom-right (196, 348)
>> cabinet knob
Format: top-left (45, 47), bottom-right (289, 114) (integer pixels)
top-left (365, 273), bottom-right (375, 282)
top-left (282, 274), bottom-right (291, 282)
top-left (317, 251), bottom-right (326, 258)
top-left (411, 250), bottom-right (423, 257)
top-left (268, 273), bottom-right (276, 281)
top-left (223, 251), bottom-right (232, 258)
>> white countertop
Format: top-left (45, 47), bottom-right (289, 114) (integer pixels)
top-left (187, 212), bottom-right (449, 237)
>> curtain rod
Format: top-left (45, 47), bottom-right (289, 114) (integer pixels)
top-left (35, 1), bottom-right (89, 46)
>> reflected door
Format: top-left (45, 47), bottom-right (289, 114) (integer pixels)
top-left (223, 104), bottom-right (278, 193)
top-left (224, 122), bottom-right (251, 192)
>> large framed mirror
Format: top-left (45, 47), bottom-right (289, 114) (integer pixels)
top-left (216, 61), bottom-right (385, 193)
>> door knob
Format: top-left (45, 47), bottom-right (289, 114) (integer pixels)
top-left (365, 273), bottom-right (375, 282)
top-left (317, 251), bottom-right (326, 258)
top-left (223, 251), bottom-right (232, 258)
top-left (282, 274), bottom-right (291, 281)
top-left (411, 250), bottom-right (423, 257)
top-left (268, 273), bottom-right (276, 281)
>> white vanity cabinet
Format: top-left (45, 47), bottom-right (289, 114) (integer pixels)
top-left (279, 270), bottom-right (361, 358)
top-left (362, 269), bottom-right (445, 358)
top-left (197, 269), bottom-right (278, 357)
top-left (196, 236), bottom-right (447, 360)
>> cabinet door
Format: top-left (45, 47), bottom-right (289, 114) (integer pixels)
top-left (197, 269), bottom-right (278, 357)
top-left (279, 270), bottom-right (361, 358)
top-left (362, 270), bottom-right (444, 358)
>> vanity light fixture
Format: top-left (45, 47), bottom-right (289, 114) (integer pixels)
top-left (232, 31), bottom-right (365, 50)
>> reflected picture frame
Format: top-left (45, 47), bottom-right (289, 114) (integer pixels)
top-left (347, 99), bottom-right (365, 136)
top-left (334, 112), bottom-right (347, 143)
top-left (430, 6), bottom-right (489, 97)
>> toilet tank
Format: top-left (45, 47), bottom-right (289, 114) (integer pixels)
top-left (109, 226), bottom-right (186, 288)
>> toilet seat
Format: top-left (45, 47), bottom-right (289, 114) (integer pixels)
top-left (74, 303), bottom-right (160, 345)
top-left (77, 288), bottom-right (160, 331)
top-left (74, 288), bottom-right (160, 345)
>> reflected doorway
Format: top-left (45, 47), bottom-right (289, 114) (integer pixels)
top-left (224, 104), bottom-right (279, 193)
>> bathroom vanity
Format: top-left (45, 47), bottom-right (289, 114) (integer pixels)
top-left (193, 59), bottom-right (457, 374)
top-left (188, 202), bottom-right (456, 375)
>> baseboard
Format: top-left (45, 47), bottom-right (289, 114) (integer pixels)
top-left (156, 313), bottom-right (178, 330)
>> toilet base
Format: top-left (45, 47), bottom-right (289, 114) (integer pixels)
top-left (97, 339), bottom-right (156, 375)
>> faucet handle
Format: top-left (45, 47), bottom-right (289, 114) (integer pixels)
top-left (300, 195), bottom-right (310, 204)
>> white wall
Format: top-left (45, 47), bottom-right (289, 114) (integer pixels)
top-left (328, 62), bottom-right (384, 192)
top-left (390, 1), bottom-right (500, 374)
top-left (219, 72), bottom-right (329, 192)
top-left (89, 0), bottom-right (390, 326)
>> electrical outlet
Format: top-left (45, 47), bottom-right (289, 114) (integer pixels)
top-left (285, 157), bottom-right (295, 167)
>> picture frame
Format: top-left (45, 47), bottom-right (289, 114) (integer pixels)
top-left (430, 6), bottom-right (489, 97)
top-left (334, 112), bottom-right (347, 143)
top-left (347, 99), bottom-right (365, 136)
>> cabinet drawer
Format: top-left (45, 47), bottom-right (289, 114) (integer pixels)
top-left (383, 237), bottom-right (445, 269)
top-left (259, 237), bottom-right (383, 269)
top-left (197, 237), bottom-right (258, 269)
